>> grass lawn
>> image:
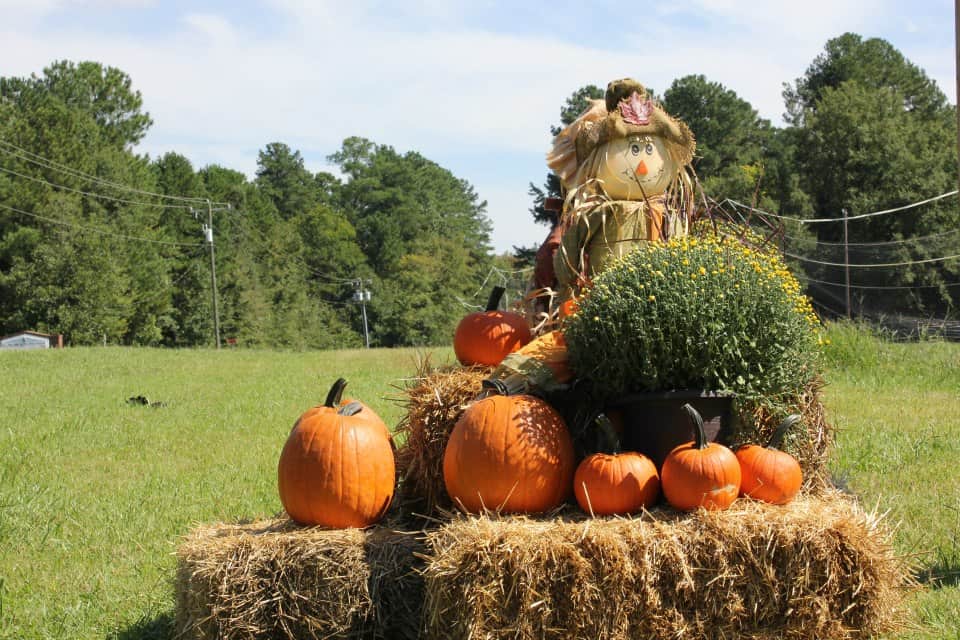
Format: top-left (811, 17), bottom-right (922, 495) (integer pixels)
top-left (0, 325), bottom-right (958, 639)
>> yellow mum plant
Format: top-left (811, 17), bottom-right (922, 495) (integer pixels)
top-left (564, 231), bottom-right (822, 404)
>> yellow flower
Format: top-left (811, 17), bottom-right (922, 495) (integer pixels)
top-left (648, 295), bottom-right (656, 302)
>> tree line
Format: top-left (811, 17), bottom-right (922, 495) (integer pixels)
top-left (1, 33), bottom-right (957, 348)
top-left (529, 33), bottom-right (960, 320)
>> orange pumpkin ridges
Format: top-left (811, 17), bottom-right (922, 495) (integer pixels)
top-left (278, 378), bottom-right (396, 528)
top-left (443, 382), bottom-right (574, 514)
top-left (574, 415), bottom-right (659, 516)
top-left (661, 403), bottom-right (741, 511)
top-left (736, 414), bottom-right (803, 505)
top-left (453, 286), bottom-right (532, 367)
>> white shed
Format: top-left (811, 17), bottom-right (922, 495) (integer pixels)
top-left (0, 331), bottom-right (62, 350)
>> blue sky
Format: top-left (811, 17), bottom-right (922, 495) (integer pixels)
top-left (1, 0), bottom-right (955, 253)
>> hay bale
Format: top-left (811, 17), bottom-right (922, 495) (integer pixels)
top-left (422, 492), bottom-right (911, 640)
top-left (176, 519), bottom-right (424, 640)
top-left (394, 363), bottom-right (489, 518)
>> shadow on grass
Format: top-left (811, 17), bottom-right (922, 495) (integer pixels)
top-left (916, 561), bottom-right (960, 589)
top-left (107, 612), bottom-right (175, 640)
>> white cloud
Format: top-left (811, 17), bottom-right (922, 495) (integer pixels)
top-left (0, 1), bottom-right (953, 252)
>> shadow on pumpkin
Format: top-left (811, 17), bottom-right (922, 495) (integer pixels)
top-left (107, 611), bottom-right (175, 640)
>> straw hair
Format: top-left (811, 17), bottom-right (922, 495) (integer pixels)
top-left (422, 491), bottom-right (912, 640)
top-left (394, 362), bottom-right (489, 519)
top-left (175, 519), bottom-right (424, 640)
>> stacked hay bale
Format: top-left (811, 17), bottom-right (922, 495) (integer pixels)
top-left (176, 519), bottom-right (424, 640)
top-left (421, 494), bottom-right (909, 640)
top-left (174, 362), bottom-right (910, 640)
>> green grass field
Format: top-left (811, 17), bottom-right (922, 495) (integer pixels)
top-left (0, 325), bottom-right (958, 639)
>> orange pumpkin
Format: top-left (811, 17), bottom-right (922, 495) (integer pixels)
top-left (443, 381), bottom-right (575, 514)
top-left (278, 379), bottom-right (395, 528)
top-left (454, 286), bottom-right (531, 366)
top-left (661, 403), bottom-right (741, 511)
top-left (736, 414), bottom-right (803, 505)
top-left (574, 414), bottom-right (659, 515)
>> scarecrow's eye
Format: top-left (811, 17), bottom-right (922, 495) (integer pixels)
top-left (630, 143), bottom-right (642, 155)
top-left (645, 143), bottom-right (654, 155)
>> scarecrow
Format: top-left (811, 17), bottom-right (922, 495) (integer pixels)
top-left (496, 78), bottom-right (698, 395)
top-left (543, 78), bottom-right (697, 305)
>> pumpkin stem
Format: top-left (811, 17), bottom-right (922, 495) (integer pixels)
top-left (481, 378), bottom-right (510, 397)
top-left (485, 286), bottom-right (506, 312)
top-left (768, 414), bottom-right (802, 450)
top-left (595, 414), bottom-right (622, 454)
top-left (338, 401), bottom-right (363, 416)
top-left (325, 378), bottom-right (348, 408)
top-left (480, 376), bottom-right (525, 396)
top-left (681, 403), bottom-right (709, 450)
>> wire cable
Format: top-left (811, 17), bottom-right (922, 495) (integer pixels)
top-left (783, 249), bottom-right (960, 268)
top-left (0, 201), bottom-right (204, 247)
top-left (0, 165), bottom-right (198, 210)
top-left (800, 274), bottom-right (960, 290)
top-left (725, 190), bottom-right (959, 224)
top-left (0, 139), bottom-right (227, 205)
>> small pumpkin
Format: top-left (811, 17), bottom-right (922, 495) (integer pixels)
top-left (736, 414), bottom-right (803, 505)
top-left (661, 403), bottom-right (741, 511)
top-left (278, 379), bottom-right (395, 528)
top-left (574, 415), bottom-right (659, 516)
top-left (443, 379), bottom-right (575, 514)
top-left (454, 286), bottom-right (532, 366)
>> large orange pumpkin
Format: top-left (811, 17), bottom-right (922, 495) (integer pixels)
top-left (454, 286), bottom-right (531, 366)
top-left (443, 381), bottom-right (575, 514)
top-left (661, 404), bottom-right (741, 511)
top-left (278, 379), bottom-right (395, 528)
top-left (736, 414), bottom-right (803, 505)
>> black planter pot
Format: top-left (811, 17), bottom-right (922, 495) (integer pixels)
top-left (606, 390), bottom-right (735, 469)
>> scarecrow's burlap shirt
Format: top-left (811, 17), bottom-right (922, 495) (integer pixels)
top-left (553, 197), bottom-right (689, 296)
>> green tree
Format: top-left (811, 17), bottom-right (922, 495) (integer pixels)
top-left (662, 75), bottom-right (774, 204)
top-left (256, 142), bottom-right (318, 220)
top-left (786, 34), bottom-right (959, 315)
top-left (329, 136), bottom-right (493, 346)
top-left (784, 33), bottom-right (949, 126)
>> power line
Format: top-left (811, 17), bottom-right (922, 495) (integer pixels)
top-left (0, 139), bottom-right (227, 205)
top-left (229, 214), bottom-right (359, 284)
top-left (800, 274), bottom-right (960, 290)
top-left (724, 190), bottom-right (959, 224)
top-left (0, 165), bottom-right (198, 210)
top-left (781, 226), bottom-right (960, 248)
top-left (783, 249), bottom-right (960, 268)
top-left (0, 201), bottom-right (204, 247)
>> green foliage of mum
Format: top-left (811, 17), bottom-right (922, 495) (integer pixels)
top-left (564, 234), bottom-right (823, 403)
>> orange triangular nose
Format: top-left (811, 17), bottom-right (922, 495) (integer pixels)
top-left (635, 160), bottom-right (648, 176)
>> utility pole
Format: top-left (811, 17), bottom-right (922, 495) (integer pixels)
top-left (354, 278), bottom-right (371, 348)
top-left (843, 208), bottom-right (851, 320)
top-left (955, 0), bottom-right (960, 201)
top-left (205, 199), bottom-right (221, 349)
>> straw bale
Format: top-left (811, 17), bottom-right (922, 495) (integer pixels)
top-left (422, 491), bottom-right (911, 640)
top-left (394, 363), bottom-right (489, 518)
top-left (175, 518), bottom-right (424, 640)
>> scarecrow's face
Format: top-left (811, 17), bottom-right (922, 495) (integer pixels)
top-left (596, 134), bottom-right (678, 199)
